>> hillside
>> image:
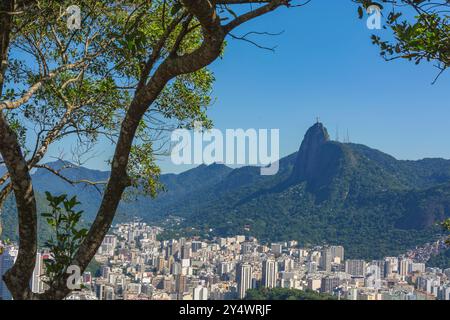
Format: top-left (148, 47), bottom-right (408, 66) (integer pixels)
top-left (1, 122), bottom-right (450, 258)
top-left (157, 123), bottom-right (450, 258)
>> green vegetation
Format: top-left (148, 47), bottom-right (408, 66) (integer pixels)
top-left (1, 192), bottom-right (54, 245)
top-left (41, 193), bottom-right (88, 288)
top-left (442, 218), bottom-right (450, 245)
top-left (356, 0), bottom-right (450, 83)
top-left (245, 288), bottom-right (337, 301)
top-left (85, 259), bottom-right (103, 278)
top-left (427, 249), bottom-right (450, 269)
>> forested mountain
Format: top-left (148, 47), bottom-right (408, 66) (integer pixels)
top-left (1, 123), bottom-right (450, 258)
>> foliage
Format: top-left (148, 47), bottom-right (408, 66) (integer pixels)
top-left (442, 218), bottom-right (450, 246)
top-left (245, 287), bottom-right (337, 300)
top-left (0, 238), bottom-right (10, 255)
top-left (355, 0), bottom-right (450, 82)
top-left (41, 192), bottom-right (88, 288)
top-left (0, 0), bottom-right (218, 204)
top-left (1, 191), bottom-right (55, 245)
top-left (427, 248), bottom-right (450, 269)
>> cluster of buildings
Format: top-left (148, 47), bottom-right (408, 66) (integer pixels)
top-left (1, 222), bottom-right (450, 300)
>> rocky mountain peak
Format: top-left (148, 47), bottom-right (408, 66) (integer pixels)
top-left (291, 122), bottom-right (331, 182)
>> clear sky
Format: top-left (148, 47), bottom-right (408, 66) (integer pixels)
top-left (44, 0), bottom-right (450, 173)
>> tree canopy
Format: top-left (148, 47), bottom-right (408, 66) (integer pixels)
top-left (0, 0), bottom-right (305, 300)
top-left (355, 0), bottom-right (450, 83)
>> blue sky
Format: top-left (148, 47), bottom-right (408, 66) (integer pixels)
top-left (45, 1), bottom-right (450, 173)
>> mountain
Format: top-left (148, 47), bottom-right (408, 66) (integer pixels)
top-left (1, 122), bottom-right (450, 258)
top-left (154, 123), bottom-right (450, 258)
top-left (0, 160), bottom-right (233, 242)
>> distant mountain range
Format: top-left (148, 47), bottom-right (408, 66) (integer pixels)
top-left (1, 122), bottom-right (450, 259)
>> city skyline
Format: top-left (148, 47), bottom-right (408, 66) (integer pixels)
top-left (3, 221), bottom-right (448, 301)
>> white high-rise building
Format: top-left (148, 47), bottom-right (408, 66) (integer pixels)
top-left (101, 266), bottom-right (111, 279)
top-left (262, 259), bottom-right (278, 288)
top-left (218, 261), bottom-right (233, 275)
top-left (320, 248), bottom-right (332, 272)
top-left (384, 257), bottom-right (399, 277)
top-left (193, 286), bottom-right (208, 300)
top-left (411, 262), bottom-right (426, 273)
top-left (365, 264), bottom-right (382, 289)
top-left (438, 285), bottom-right (450, 300)
top-left (104, 286), bottom-right (115, 300)
top-left (330, 246), bottom-right (345, 263)
top-left (237, 263), bottom-right (253, 299)
top-left (31, 252), bottom-right (45, 293)
top-left (399, 258), bottom-right (413, 276)
top-left (100, 235), bottom-right (117, 256)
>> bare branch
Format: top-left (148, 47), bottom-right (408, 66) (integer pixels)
top-left (34, 164), bottom-right (107, 194)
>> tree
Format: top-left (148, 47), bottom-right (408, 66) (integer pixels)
top-left (0, 0), bottom-right (304, 300)
top-left (355, 0), bottom-right (450, 83)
